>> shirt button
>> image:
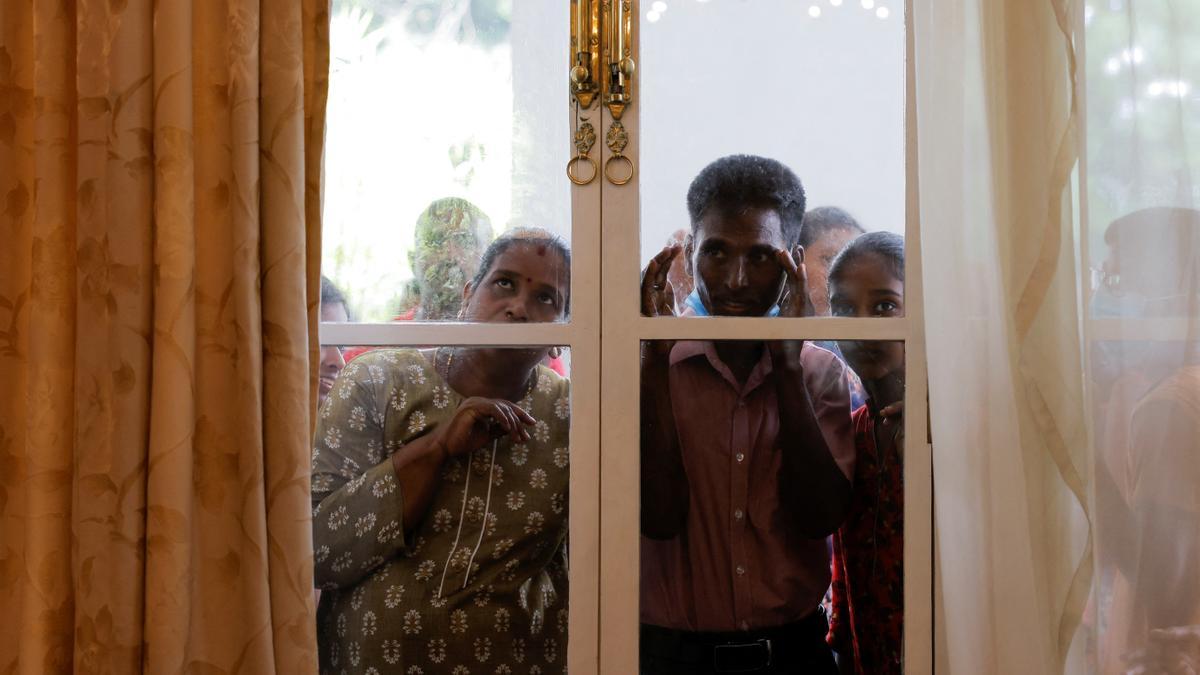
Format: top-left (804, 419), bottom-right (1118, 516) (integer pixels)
top-left (737, 400), bottom-right (746, 408)
top-left (736, 565), bottom-right (746, 576)
top-left (740, 620), bottom-right (750, 631)
top-left (735, 453), bottom-right (745, 463)
top-left (734, 509), bottom-right (744, 520)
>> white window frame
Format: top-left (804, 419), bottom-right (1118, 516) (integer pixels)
top-left (595, 2), bottom-right (931, 673)
top-left (319, 173), bottom-right (603, 673)
top-left (319, 1), bottom-right (933, 672)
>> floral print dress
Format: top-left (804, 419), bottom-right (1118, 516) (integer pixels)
top-left (312, 349), bottom-right (570, 674)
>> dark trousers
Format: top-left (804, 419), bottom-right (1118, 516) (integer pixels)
top-left (639, 610), bottom-right (838, 674)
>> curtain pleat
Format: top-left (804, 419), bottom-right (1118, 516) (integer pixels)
top-left (0, 2), bottom-right (329, 673)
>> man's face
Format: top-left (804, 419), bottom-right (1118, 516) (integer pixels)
top-left (686, 207), bottom-right (788, 317)
top-left (806, 227), bottom-right (861, 316)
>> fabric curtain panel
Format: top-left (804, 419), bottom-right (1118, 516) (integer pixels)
top-left (918, 0), bottom-right (1198, 672)
top-left (0, 1), bottom-right (329, 673)
top-left (916, 0), bottom-right (1089, 671)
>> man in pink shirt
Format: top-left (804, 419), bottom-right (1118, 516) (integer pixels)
top-left (639, 155), bottom-right (854, 674)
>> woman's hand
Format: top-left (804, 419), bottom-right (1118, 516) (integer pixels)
top-left (435, 397), bottom-right (536, 457)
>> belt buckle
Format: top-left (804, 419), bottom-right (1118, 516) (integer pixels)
top-left (712, 638), bottom-right (772, 673)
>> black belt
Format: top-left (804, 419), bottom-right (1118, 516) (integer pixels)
top-left (640, 609), bottom-right (829, 673)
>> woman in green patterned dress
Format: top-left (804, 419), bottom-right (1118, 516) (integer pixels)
top-left (312, 229), bottom-right (571, 674)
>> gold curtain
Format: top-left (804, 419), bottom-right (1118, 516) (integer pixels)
top-left (0, 1), bottom-right (329, 672)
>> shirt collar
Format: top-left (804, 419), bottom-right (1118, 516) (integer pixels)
top-left (669, 340), bottom-right (776, 395)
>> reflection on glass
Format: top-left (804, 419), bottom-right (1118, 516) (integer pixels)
top-left (1088, 209), bottom-right (1200, 672)
top-left (323, 1), bottom-right (569, 322)
top-left (1089, 208), bottom-right (1200, 320)
top-left (1084, 3), bottom-right (1200, 272)
top-left (640, 0), bottom-right (904, 276)
top-left (638, 336), bottom-right (904, 674)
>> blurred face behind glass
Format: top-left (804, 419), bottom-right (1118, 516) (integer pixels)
top-left (1091, 215), bottom-right (1199, 394)
top-left (686, 206), bottom-right (788, 317)
top-left (807, 227), bottom-right (862, 316)
top-left (830, 254), bottom-right (905, 381)
top-left (318, 301), bottom-right (350, 409)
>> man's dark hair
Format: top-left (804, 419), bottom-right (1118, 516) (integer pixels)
top-left (829, 231), bottom-right (905, 286)
top-left (320, 275), bottom-right (353, 321)
top-left (469, 227), bottom-right (572, 314)
top-left (686, 155), bottom-right (807, 247)
top-left (799, 206), bottom-right (866, 249)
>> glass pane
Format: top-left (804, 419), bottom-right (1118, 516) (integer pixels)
top-left (1084, 4), bottom-right (1199, 666)
top-left (639, 2), bottom-right (904, 317)
top-left (1088, 333), bottom-right (1200, 670)
top-left (1084, 3), bottom-right (1199, 322)
top-left (639, 338), bottom-right (904, 673)
top-left (323, 1), bottom-right (571, 323)
top-left (312, 343), bottom-right (572, 672)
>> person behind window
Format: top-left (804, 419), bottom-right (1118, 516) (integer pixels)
top-left (638, 154), bottom-right (854, 674)
top-left (398, 197), bottom-right (494, 321)
top-left (1089, 207), bottom-right (1200, 674)
top-left (799, 206), bottom-right (869, 410)
top-left (824, 232), bottom-right (906, 675)
top-left (319, 276), bottom-right (352, 410)
top-left (799, 206), bottom-right (866, 318)
top-left (311, 229), bottom-right (572, 674)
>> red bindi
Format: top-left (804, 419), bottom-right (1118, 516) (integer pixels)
top-left (536, 245), bottom-right (547, 256)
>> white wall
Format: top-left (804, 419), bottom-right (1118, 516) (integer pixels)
top-left (639, 0), bottom-right (906, 263)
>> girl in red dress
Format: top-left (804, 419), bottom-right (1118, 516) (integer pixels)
top-left (825, 232), bottom-right (906, 675)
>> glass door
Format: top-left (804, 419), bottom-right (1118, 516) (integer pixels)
top-left (318, 2), bottom-right (932, 673)
top-left (599, 0), bottom-right (932, 673)
top-left (318, 2), bottom-right (600, 673)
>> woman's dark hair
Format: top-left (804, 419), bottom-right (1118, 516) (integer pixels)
top-left (828, 231), bottom-right (905, 286)
top-left (799, 206), bottom-right (865, 249)
top-left (468, 228), bottom-right (572, 313)
top-left (320, 275), bottom-right (353, 321)
top-left (686, 154), bottom-right (807, 247)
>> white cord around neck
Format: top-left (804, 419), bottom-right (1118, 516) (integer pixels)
top-left (462, 439), bottom-right (500, 589)
top-left (436, 454), bottom-right (473, 600)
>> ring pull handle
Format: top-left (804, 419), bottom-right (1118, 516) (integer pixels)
top-left (604, 119), bottom-right (634, 186)
top-left (567, 118), bottom-right (599, 186)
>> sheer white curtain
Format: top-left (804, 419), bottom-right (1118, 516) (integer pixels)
top-left (915, 0), bottom-right (1198, 672)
